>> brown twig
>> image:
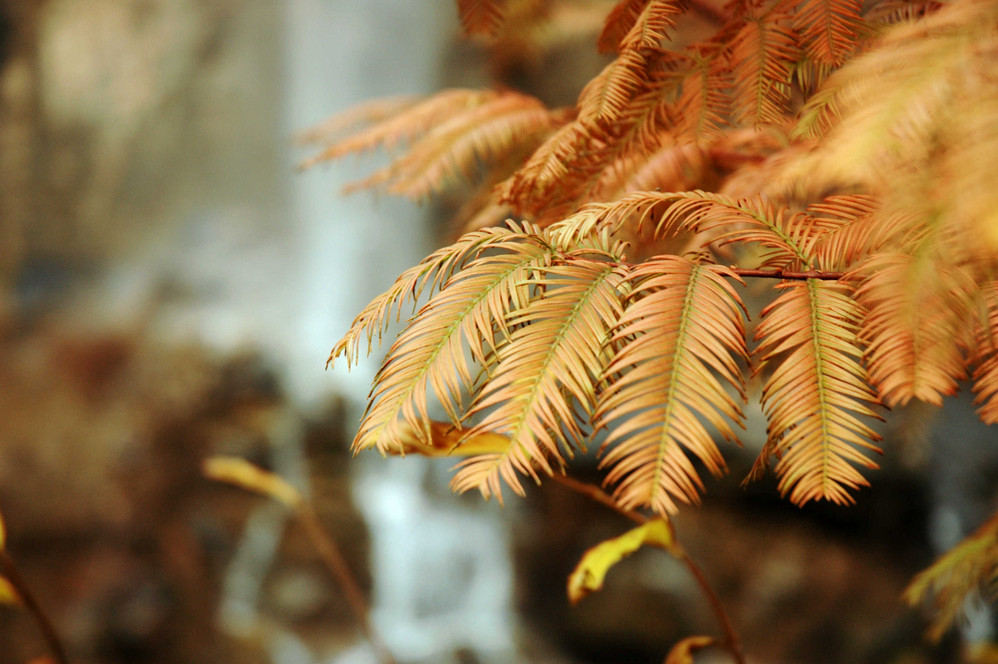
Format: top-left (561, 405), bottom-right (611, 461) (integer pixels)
top-left (549, 475), bottom-right (745, 664)
top-left (295, 505), bottom-right (399, 664)
top-left (0, 548), bottom-right (69, 664)
top-left (732, 267), bottom-right (847, 281)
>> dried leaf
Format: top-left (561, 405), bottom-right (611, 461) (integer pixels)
top-left (567, 518), bottom-right (676, 604)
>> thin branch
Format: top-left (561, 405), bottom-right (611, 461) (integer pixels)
top-left (548, 475), bottom-right (745, 664)
top-left (295, 505), bottom-right (399, 664)
top-left (731, 267), bottom-right (846, 281)
top-left (0, 549), bottom-right (69, 664)
top-left (674, 547), bottom-right (745, 664)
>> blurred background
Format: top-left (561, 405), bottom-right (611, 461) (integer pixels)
top-left (0, 1), bottom-right (993, 663)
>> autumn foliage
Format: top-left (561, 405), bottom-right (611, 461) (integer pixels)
top-left (302, 0), bottom-right (998, 647)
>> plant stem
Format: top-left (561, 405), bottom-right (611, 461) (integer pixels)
top-left (0, 548), bottom-right (69, 664)
top-left (549, 476), bottom-right (745, 664)
top-left (295, 505), bottom-right (399, 664)
top-left (673, 547), bottom-right (745, 664)
top-left (732, 267), bottom-right (845, 281)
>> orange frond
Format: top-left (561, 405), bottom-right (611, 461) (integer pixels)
top-left (452, 254), bottom-right (630, 501)
top-left (671, 50), bottom-right (728, 144)
top-left (299, 89), bottom-right (499, 169)
top-left (578, 49), bottom-right (651, 127)
top-left (599, 0), bottom-right (652, 52)
top-left (329, 224), bottom-right (534, 370)
top-left (853, 252), bottom-right (974, 407)
top-left (728, 9), bottom-right (799, 126)
top-left (794, 0), bottom-right (864, 67)
top-left (619, 0), bottom-right (684, 51)
top-left (351, 92), bottom-right (557, 200)
top-left (971, 283), bottom-right (998, 424)
top-left (457, 0), bottom-right (507, 36)
top-left (596, 257), bottom-right (749, 515)
top-left (754, 279), bottom-right (882, 506)
top-left (350, 224), bottom-right (558, 453)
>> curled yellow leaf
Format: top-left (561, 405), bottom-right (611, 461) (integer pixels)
top-left (202, 456), bottom-right (303, 509)
top-left (0, 575), bottom-right (20, 605)
top-left (567, 518), bottom-right (676, 604)
top-left (664, 635), bottom-right (715, 664)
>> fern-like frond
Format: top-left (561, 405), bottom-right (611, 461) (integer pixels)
top-left (295, 95), bottom-right (418, 147)
top-left (299, 89), bottom-right (499, 169)
top-left (578, 49), bottom-right (652, 126)
top-left (451, 255), bottom-right (630, 501)
top-left (596, 257), bottom-right (749, 515)
top-left (457, 0), bottom-right (507, 36)
top-left (329, 224), bottom-right (535, 370)
top-left (351, 91), bottom-right (557, 200)
top-left (904, 510), bottom-right (998, 642)
top-left (621, 0), bottom-right (683, 50)
top-left (651, 191), bottom-right (815, 268)
top-left (971, 283), bottom-right (998, 424)
top-left (753, 279), bottom-right (881, 505)
top-left (854, 252), bottom-right (974, 407)
top-left (353, 226), bottom-right (558, 454)
top-left (671, 49), bottom-right (728, 144)
top-left (728, 9), bottom-right (799, 126)
top-left (794, 0), bottom-right (864, 67)
top-left (599, 0), bottom-right (653, 52)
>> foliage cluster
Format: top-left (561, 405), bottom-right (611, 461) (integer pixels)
top-left (299, 0), bottom-right (998, 658)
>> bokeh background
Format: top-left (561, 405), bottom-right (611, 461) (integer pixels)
top-left (0, 1), bottom-right (994, 663)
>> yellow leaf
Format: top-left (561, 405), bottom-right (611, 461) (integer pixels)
top-left (388, 421), bottom-right (511, 457)
top-left (0, 575), bottom-right (20, 605)
top-left (202, 457), bottom-right (303, 509)
top-left (664, 635), bottom-right (715, 664)
top-left (567, 518), bottom-right (676, 604)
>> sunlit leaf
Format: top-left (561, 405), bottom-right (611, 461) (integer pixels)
top-left (567, 518), bottom-right (677, 604)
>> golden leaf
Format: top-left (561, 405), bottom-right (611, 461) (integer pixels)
top-left (0, 576), bottom-right (19, 605)
top-left (664, 635), bottom-right (716, 664)
top-left (202, 457), bottom-right (303, 509)
top-left (567, 518), bottom-right (677, 604)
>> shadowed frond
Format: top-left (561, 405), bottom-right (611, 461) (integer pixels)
top-left (728, 9), bottom-right (799, 126)
top-left (672, 49), bottom-right (728, 144)
top-left (596, 257), bottom-right (748, 515)
top-left (451, 252), bottom-right (630, 501)
top-left (971, 284), bottom-right (998, 424)
top-left (353, 225), bottom-right (559, 454)
top-left (578, 49), bottom-right (652, 126)
top-left (854, 252), bottom-right (974, 407)
top-left (904, 510), bottom-right (998, 642)
top-left (457, 0), bottom-right (507, 36)
top-left (599, 0), bottom-right (653, 52)
top-left (620, 0), bottom-right (683, 51)
top-left (794, 0), bottom-right (864, 66)
top-left (753, 279), bottom-right (881, 505)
